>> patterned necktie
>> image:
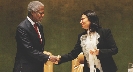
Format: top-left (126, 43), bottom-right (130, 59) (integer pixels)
top-left (33, 23), bottom-right (42, 43)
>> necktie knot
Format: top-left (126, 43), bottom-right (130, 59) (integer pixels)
top-left (34, 23), bottom-right (38, 27)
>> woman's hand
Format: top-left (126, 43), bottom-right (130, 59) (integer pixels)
top-left (90, 49), bottom-right (99, 55)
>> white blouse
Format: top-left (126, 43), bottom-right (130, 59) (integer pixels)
top-left (80, 30), bottom-right (103, 72)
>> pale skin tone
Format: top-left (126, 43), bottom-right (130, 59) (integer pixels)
top-left (80, 14), bottom-right (99, 55)
top-left (53, 14), bottom-right (100, 64)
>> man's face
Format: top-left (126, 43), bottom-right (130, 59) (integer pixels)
top-left (32, 6), bottom-right (44, 23)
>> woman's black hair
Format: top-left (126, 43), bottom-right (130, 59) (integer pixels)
top-left (82, 10), bottom-right (101, 32)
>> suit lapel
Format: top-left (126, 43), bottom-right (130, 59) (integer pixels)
top-left (96, 28), bottom-right (103, 48)
top-left (37, 23), bottom-right (44, 44)
top-left (25, 19), bottom-right (41, 42)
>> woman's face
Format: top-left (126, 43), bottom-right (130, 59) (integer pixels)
top-left (80, 14), bottom-right (91, 30)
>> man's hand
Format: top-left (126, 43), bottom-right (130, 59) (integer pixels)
top-left (54, 55), bottom-right (61, 64)
top-left (49, 55), bottom-right (58, 62)
top-left (49, 55), bottom-right (61, 64)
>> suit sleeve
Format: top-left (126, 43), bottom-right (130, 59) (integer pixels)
top-left (58, 34), bottom-right (82, 64)
top-left (97, 29), bottom-right (118, 59)
top-left (16, 26), bottom-right (49, 63)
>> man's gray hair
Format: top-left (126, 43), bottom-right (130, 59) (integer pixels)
top-left (27, 1), bottom-right (44, 12)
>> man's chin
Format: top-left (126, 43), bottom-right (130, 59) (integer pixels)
top-left (38, 20), bottom-right (42, 23)
top-left (82, 27), bottom-right (88, 30)
top-left (82, 27), bottom-right (85, 29)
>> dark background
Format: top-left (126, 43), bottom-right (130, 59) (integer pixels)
top-left (0, 0), bottom-right (133, 72)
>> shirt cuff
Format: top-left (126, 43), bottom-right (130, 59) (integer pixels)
top-left (48, 56), bottom-right (50, 61)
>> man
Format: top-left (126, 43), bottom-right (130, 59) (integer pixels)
top-left (13, 1), bottom-right (57, 72)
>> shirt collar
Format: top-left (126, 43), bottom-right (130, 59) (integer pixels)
top-left (27, 16), bottom-right (35, 26)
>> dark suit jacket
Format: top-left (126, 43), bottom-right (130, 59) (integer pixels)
top-left (13, 19), bottom-right (49, 72)
top-left (59, 28), bottom-right (118, 72)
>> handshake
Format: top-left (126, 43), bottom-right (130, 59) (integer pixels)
top-left (48, 55), bottom-right (61, 64)
top-left (44, 51), bottom-right (61, 64)
top-left (49, 55), bottom-right (61, 64)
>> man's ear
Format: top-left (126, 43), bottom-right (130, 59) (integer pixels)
top-left (31, 11), bottom-right (34, 15)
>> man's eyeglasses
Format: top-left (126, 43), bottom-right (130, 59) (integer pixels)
top-left (36, 11), bottom-right (44, 15)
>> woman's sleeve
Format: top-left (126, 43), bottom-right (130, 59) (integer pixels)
top-left (97, 29), bottom-right (118, 59)
top-left (58, 34), bottom-right (83, 64)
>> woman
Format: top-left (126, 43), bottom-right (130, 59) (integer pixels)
top-left (58, 10), bottom-right (118, 72)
